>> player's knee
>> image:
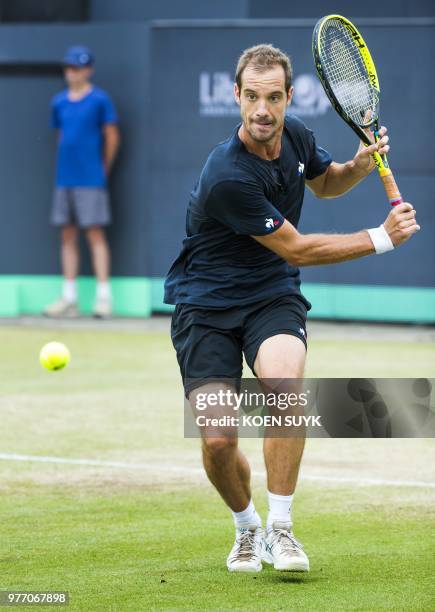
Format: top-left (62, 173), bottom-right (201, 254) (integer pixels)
top-left (85, 226), bottom-right (105, 244)
top-left (61, 225), bottom-right (78, 241)
top-left (202, 435), bottom-right (237, 458)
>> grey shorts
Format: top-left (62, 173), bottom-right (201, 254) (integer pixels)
top-left (51, 188), bottom-right (111, 228)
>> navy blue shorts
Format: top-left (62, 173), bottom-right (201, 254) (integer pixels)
top-left (170, 293), bottom-right (311, 397)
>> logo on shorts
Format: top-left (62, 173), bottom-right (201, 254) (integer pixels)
top-left (298, 162), bottom-right (305, 176)
top-left (265, 218), bottom-right (280, 230)
top-left (299, 327), bottom-right (306, 337)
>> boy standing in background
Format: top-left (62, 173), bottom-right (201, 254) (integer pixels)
top-left (44, 45), bottom-right (120, 318)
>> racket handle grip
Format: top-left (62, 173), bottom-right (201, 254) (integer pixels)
top-left (380, 170), bottom-right (403, 206)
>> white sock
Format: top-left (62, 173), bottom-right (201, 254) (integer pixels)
top-left (62, 279), bottom-right (77, 303)
top-left (96, 281), bottom-right (111, 301)
top-left (231, 499), bottom-right (262, 530)
top-left (267, 491), bottom-right (293, 531)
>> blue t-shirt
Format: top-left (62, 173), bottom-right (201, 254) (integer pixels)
top-left (164, 115), bottom-right (332, 308)
top-left (51, 86), bottom-right (118, 187)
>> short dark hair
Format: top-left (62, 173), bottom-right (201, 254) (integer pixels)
top-left (235, 44), bottom-right (293, 92)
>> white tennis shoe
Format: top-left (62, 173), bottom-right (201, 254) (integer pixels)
top-left (93, 298), bottom-right (112, 319)
top-left (43, 298), bottom-right (78, 318)
top-left (227, 525), bottom-right (263, 572)
top-left (262, 521), bottom-right (309, 572)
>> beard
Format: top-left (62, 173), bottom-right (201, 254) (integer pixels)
top-left (246, 118), bottom-right (280, 143)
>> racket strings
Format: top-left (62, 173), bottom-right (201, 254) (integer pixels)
top-left (319, 19), bottom-right (378, 125)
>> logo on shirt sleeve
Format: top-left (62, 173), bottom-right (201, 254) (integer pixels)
top-left (265, 218), bottom-right (280, 230)
top-left (298, 162), bottom-right (305, 176)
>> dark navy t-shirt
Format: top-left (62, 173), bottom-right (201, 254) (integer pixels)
top-left (51, 86), bottom-right (118, 187)
top-left (164, 115), bottom-right (332, 308)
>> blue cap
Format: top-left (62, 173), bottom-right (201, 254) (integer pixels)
top-left (63, 45), bottom-right (94, 67)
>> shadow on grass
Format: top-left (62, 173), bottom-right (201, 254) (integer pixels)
top-left (259, 564), bottom-right (326, 584)
top-left (266, 573), bottom-right (324, 584)
top-left (220, 565), bottom-right (326, 585)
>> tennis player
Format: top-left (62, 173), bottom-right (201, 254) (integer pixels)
top-left (164, 44), bottom-right (419, 573)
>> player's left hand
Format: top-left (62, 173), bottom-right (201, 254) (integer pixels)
top-left (354, 125), bottom-right (390, 174)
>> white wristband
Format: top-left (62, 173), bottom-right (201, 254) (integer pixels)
top-left (367, 224), bottom-right (394, 254)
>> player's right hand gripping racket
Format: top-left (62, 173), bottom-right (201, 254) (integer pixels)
top-left (312, 14), bottom-right (403, 206)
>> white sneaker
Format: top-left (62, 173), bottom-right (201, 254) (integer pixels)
top-left (262, 521), bottom-right (309, 572)
top-left (43, 297), bottom-right (78, 318)
top-left (227, 524), bottom-right (263, 572)
top-left (93, 298), bottom-right (112, 319)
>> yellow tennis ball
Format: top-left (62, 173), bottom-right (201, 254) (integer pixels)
top-left (39, 342), bottom-right (71, 371)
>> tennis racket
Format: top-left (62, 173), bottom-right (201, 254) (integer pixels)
top-left (312, 14), bottom-right (403, 206)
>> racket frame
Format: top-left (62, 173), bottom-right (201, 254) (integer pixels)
top-left (313, 14), bottom-right (403, 205)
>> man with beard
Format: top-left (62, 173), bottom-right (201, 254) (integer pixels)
top-left (165, 44), bottom-right (419, 572)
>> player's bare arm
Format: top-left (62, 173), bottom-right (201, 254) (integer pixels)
top-left (103, 123), bottom-right (120, 174)
top-left (253, 202), bottom-right (419, 266)
top-left (306, 126), bottom-right (390, 198)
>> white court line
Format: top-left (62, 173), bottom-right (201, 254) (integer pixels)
top-left (0, 452), bottom-right (434, 489)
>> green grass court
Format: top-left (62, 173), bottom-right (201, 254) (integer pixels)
top-left (0, 322), bottom-right (434, 610)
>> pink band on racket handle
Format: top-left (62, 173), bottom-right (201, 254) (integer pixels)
top-left (380, 171), bottom-right (403, 206)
